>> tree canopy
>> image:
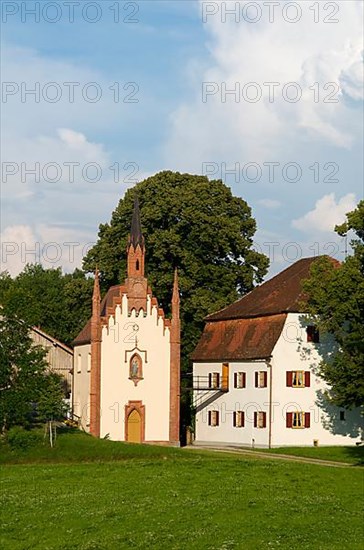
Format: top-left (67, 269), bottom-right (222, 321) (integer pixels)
top-left (83, 171), bottom-right (269, 368)
top-left (0, 266), bottom-right (93, 346)
top-left (0, 308), bottom-right (66, 432)
top-left (303, 200), bottom-right (364, 409)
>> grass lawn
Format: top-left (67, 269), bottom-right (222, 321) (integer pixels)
top-left (249, 445), bottom-right (364, 465)
top-left (1, 431), bottom-right (363, 550)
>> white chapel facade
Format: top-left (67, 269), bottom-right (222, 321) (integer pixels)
top-left (73, 198), bottom-right (180, 445)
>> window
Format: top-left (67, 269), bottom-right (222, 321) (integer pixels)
top-left (209, 372), bottom-right (220, 389)
top-left (129, 353), bottom-right (143, 385)
top-left (234, 372), bottom-right (246, 389)
top-left (255, 371), bottom-right (267, 388)
top-left (136, 260), bottom-right (139, 271)
top-left (340, 411), bottom-right (345, 421)
top-left (286, 371), bottom-right (310, 387)
top-left (254, 411), bottom-right (267, 428)
top-left (208, 410), bottom-right (219, 427)
top-left (221, 363), bottom-right (229, 391)
top-left (77, 354), bottom-right (82, 373)
top-left (307, 325), bottom-right (320, 343)
top-left (286, 412), bottom-right (310, 429)
top-left (233, 411), bottom-right (245, 428)
top-left (87, 353), bottom-right (91, 372)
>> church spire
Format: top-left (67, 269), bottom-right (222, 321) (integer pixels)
top-left (128, 195), bottom-right (144, 250)
top-left (127, 195), bottom-right (145, 278)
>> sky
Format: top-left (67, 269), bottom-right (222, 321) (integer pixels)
top-left (1, 0), bottom-right (363, 279)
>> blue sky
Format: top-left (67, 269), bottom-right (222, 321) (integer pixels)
top-left (1, 0), bottom-right (363, 277)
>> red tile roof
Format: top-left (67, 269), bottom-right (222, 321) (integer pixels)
top-left (191, 314), bottom-right (287, 362)
top-left (206, 257), bottom-right (338, 321)
top-left (72, 285), bottom-right (122, 346)
top-left (192, 256), bottom-right (339, 362)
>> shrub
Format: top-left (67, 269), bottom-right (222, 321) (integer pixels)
top-left (5, 426), bottom-right (42, 450)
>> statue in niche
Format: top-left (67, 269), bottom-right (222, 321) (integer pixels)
top-left (129, 354), bottom-right (142, 384)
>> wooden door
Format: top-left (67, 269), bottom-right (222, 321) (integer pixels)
top-left (127, 409), bottom-right (141, 443)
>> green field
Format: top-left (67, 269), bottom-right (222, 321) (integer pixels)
top-left (1, 431), bottom-right (363, 550)
top-left (249, 445), bottom-right (364, 465)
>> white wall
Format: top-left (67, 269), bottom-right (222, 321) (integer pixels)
top-left (270, 313), bottom-right (362, 446)
top-left (194, 361), bottom-right (270, 447)
top-left (193, 314), bottom-right (362, 447)
top-left (73, 343), bottom-right (91, 432)
top-left (99, 295), bottom-right (171, 442)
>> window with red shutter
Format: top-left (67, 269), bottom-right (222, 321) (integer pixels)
top-left (304, 412), bottom-right (310, 428)
top-left (304, 371), bottom-right (311, 387)
top-left (286, 412), bottom-right (293, 428)
top-left (262, 412), bottom-right (267, 428)
top-left (286, 371), bottom-right (293, 387)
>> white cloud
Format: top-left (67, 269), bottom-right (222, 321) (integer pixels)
top-left (0, 223), bottom-right (95, 277)
top-left (292, 193), bottom-right (357, 233)
top-left (165, 0), bottom-right (364, 168)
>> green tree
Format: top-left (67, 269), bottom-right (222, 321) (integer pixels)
top-left (0, 308), bottom-right (59, 432)
top-left (303, 200), bottom-right (364, 409)
top-left (83, 171), bottom-right (269, 369)
top-left (37, 372), bottom-right (68, 447)
top-left (0, 265), bottom-right (93, 346)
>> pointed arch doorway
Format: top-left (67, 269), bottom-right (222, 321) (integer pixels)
top-left (125, 401), bottom-right (145, 443)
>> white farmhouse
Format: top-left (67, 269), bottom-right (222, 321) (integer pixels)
top-left (191, 257), bottom-right (362, 448)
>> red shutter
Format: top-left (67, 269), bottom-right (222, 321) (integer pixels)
top-left (208, 411), bottom-right (211, 425)
top-left (304, 412), bottom-right (310, 428)
top-left (233, 412), bottom-right (236, 427)
top-left (208, 373), bottom-right (212, 388)
top-left (243, 372), bottom-right (246, 388)
top-left (286, 371), bottom-right (293, 387)
top-left (216, 411), bottom-right (219, 426)
top-left (286, 412), bottom-right (293, 428)
top-left (263, 372), bottom-right (268, 388)
top-left (305, 371), bottom-right (311, 387)
top-left (217, 373), bottom-right (220, 387)
top-left (254, 412), bottom-right (257, 427)
top-left (262, 412), bottom-right (267, 428)
top-left (234, 373), bottom-right (237, 388)
top-left (255, 372), bottom-right (259, 387)
top-left (241, 412), bottom-right (245, 427)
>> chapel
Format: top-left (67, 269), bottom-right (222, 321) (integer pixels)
top-left (73, 197), bottom-right (180, 445)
